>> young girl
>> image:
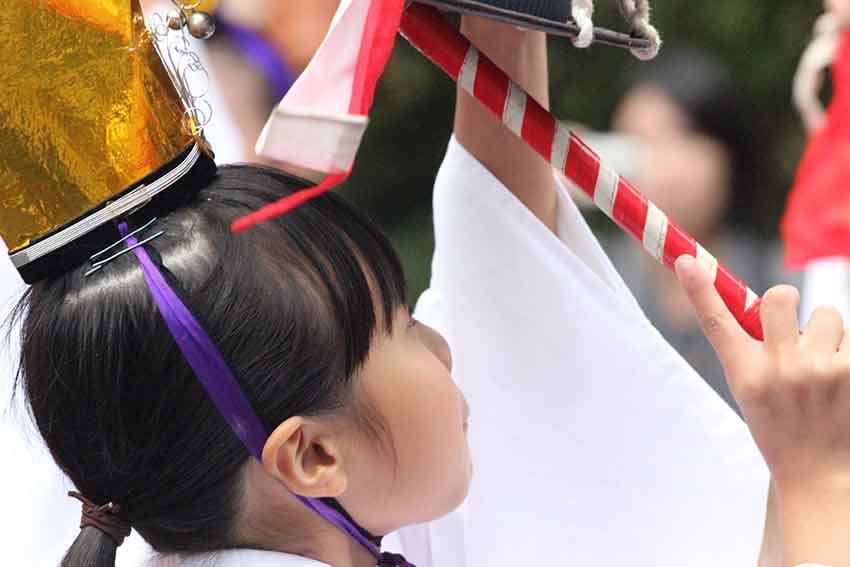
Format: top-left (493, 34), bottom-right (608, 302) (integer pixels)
top-left (6, 5), bottom-right (850, 567)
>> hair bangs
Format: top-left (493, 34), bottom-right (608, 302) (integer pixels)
top-left (211, 165), bottom-right (409, 380)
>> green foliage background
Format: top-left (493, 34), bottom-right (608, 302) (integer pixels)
top-left (339, 1), bottom-right (823, 300)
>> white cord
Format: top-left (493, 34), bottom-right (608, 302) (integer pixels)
top-left (570, 0), bottom-right (595, 48)
top-left (792, 13), bottom-right (842, 133)
top-left (569, 0), bottom-right (661, 60)
top-left (617, 0), bottom-right (661, 60)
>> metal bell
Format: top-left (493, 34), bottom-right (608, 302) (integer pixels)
top-left (187, 11), bottom-right (216, 40)
top-left (166, 8), bottom-right (185, 31)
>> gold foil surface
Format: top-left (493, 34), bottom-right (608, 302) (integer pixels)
top-left (0, 0), bottom-right (193, 252)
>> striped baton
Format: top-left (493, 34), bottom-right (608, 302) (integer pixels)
top-left (399, 3), bottom-right (765, 340)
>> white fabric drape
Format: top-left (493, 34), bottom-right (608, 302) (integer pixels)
top-left (385, 137), bottom-right (770, 567)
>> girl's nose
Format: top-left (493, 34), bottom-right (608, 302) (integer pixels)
top-left (418, 321), bottom-right (453, 372)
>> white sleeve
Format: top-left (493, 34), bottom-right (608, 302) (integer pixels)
top-left (392, 137), bottom-right (769, 567)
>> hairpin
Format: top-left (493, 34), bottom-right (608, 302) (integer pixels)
top-left (85, 218), bottom-right (165, 277)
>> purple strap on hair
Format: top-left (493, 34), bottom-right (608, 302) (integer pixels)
top-left (117, 223), bottom-right (404, 563)
top-left (378, 552), bottom-right (416, 566)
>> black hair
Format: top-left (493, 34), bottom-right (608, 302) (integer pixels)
top-left (12, 165), bottom-right (408, 566)
top-left (619, 48), bottom-right (759, 227)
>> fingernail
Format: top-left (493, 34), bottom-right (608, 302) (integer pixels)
top-left (674, 255), bottom-right (697, 280)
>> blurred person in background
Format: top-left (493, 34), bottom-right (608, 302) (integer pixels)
top-left (141, 0), bottom-right (340, 163)
top-left (782, 0), bottom-right (850, 323)
top-left (208, 0), bottom-right (340, 162)
top-left (604, 49), bottom-right (796, 413)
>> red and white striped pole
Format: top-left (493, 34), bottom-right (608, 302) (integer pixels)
top-left (399, 3), bottom-right (765, 340)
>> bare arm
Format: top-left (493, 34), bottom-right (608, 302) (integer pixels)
top-left (780, 486), bottom-right (850, 566)
top-left (757, 482), bottom-right (782, 567)
top-left (454, 16), bottom-right (557, 233)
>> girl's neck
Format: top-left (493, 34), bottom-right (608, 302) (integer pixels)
top-left (278, 525), bottom-right (377, 567)
top-left (241, 462), bottom-right (379, 567)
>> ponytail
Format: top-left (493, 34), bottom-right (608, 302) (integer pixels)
top-left (61, 492), bottom-right (129, 567)
top-left (60, 527), bottom-right (118, 567)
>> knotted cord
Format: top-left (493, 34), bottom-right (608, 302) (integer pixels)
top-left (571, 0), bottom-right (661, 59)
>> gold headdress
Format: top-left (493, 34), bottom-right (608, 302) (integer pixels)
top-left (0, 0), bottom-right (217, 283)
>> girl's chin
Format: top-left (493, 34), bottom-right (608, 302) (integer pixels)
top-left (437, 471), bottom-right (474, 520)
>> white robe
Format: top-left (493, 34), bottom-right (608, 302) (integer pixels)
top-left (2, 138), bottom-right (768, 566)
top-left (384, 137), bottom-right (769, 566)
top-left (155, 549), bottom-right (329, 567)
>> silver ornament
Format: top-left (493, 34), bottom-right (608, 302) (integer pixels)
top-left (187, 11), bottom-right (216, 40)
top-left (166, 8), bottom-right (185, 31)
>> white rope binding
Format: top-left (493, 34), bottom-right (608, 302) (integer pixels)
top-left (617, 0), bottom-right (661, 60)
top-left (570, 0), bottom-right (595, 48)
top-left (570, 0), bottom-right (661, 60)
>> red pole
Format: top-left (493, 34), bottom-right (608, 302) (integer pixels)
top-left (399, 2), bottom-right (764, 340)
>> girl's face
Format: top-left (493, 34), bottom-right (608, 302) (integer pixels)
top-left (613, 83), bottom-right (731, 239)
top-left (337, 308), bottom-right (472, 535)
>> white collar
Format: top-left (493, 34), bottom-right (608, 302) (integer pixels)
top-left (163, 549), bottom-right (332, 567)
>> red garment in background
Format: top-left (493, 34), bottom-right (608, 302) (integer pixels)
top-left (783, 31), bottom-right (850, 269)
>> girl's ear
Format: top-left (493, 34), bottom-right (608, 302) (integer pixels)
top-left (261, 416), bottom-right (348, 498)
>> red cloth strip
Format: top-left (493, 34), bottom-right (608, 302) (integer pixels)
top-left (232, 174), bottom-right (348, 233)
top-left (232, 0), bottom-right (405, 233)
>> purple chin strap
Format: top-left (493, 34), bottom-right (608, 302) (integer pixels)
top-left (118, 222), bottom-right (414, 567)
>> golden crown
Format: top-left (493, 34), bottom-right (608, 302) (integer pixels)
top-left (0, 0), bottom-right (217, 283)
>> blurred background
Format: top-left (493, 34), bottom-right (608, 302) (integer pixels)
top-left (173, 1), bottom-right (820, 286)
top-left (358, 2), bottom-right (817, 296)
top-left (176, 0), bottom-right (823, 409)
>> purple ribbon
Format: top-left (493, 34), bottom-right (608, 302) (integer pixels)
top-left (379, 552), bottom-right (417, 566)
top-left (118, 223), bottom-right (410, 563)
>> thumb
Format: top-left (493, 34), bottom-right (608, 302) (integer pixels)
top-left (674, 255), bottom-right (751, 372)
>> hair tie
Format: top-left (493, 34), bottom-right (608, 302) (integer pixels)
top-left (68, 491), bottom-right (131, 547)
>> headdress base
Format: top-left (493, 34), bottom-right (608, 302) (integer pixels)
top-left (12, 144), bottom-right (216, 284)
